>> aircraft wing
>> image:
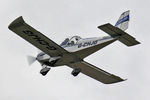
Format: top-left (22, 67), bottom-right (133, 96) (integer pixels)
top-left (8, 16), bottom-right (68, 57)
top-left (68, 61), bottom-right (125, 84)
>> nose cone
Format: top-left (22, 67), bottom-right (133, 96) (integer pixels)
top-left (37, 53), bottom-right (44, 61)
top-left (37, 53), bottom-right (50, 61)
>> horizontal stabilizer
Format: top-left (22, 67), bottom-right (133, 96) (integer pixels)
top-left (98, 23), bottom-right (140, 46)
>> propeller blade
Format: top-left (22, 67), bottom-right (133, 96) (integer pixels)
top-left (27, 55), bottom-right (36, 65)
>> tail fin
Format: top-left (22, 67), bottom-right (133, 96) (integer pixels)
top-left (115, 10), bottom-right (130, 31)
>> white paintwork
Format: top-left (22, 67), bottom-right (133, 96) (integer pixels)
top-left (62, 36), bottom-right (115, 52)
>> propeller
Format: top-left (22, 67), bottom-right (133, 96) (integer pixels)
top-left (27, 55), bottom-right (37, 65)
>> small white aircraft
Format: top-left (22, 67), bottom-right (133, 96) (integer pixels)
top-left (8, 11), bottom-right (140, 84)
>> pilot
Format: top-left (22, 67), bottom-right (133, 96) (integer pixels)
top-left (68, 41), bottom-right (74, 45)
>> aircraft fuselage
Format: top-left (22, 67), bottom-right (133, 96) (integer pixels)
top-left (37, 36), bottom-right (117, 67)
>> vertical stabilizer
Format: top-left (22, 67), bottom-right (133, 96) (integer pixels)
top-left (115, 11), bottom-right (130, 31)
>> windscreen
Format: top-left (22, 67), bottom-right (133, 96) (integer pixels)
top-left (60, 38), bottom-right (69, 46)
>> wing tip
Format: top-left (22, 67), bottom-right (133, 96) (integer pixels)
top-left (104, 79), bottom-right (125, 84)
top-left (103, 75), bottom-right (127, 84)
top-left (8, 16), bottom-right (25, 30)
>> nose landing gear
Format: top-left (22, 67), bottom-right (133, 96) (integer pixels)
top-left (40, 65), bottom-right (51, 76)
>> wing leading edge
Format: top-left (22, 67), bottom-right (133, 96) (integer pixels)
top-left (68, 61), bottom-right (125, 84)
top-left (8, 16), bottom-right (68, 57)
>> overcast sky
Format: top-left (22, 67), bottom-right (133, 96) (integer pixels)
top-left (0, 0), bottom-right (150, 100)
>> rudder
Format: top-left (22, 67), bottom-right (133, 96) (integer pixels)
top-left (115, 11), bottom-right (130, 31)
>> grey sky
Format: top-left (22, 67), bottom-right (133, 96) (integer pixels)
top-left (0, 0), bottom-right (149, 100)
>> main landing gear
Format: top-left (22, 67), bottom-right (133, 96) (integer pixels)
top-left (71, 68), bottom-right (81, 76)
top-left (39, 59), bottom-right (58, 76)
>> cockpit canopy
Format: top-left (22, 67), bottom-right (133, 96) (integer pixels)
top-left (60, 36), bottom-right (81, 46)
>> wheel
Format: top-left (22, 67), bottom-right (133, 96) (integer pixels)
top-left (40, 67), bottom-right (50, 76)
top-left (71, 68), bottom-right (81, 77)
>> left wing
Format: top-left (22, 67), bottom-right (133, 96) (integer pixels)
top-left (68, 61), bottom-right (125, 84)
top-left (8, 16), bottom-right (68, 57)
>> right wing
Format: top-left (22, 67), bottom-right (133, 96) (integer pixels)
top-left (8, 16), bottom-right (68, 57)
top-left (68, 61), bottom-right (125, 84)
